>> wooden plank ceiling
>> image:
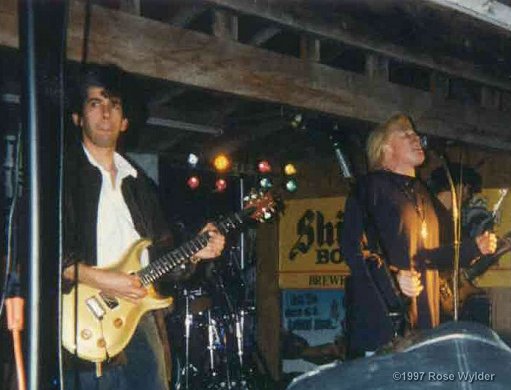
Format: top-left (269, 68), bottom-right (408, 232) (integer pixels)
top-left (2, 0), bottom-right (511, 165)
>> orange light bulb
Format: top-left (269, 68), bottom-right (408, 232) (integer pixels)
top-left (213, 154), bottom-right (231, 172)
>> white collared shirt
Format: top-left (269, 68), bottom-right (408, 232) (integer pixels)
top-left (82, 145), bottom-right (149, 267)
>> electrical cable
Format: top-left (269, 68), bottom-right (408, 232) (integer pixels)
top-left (0, 129), bottom-right (23, 320)
top-left (6, 295), bottom-right (26, 390)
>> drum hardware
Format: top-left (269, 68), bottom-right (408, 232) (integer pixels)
top-left (207, 309), bottom-right (219, 375)
top-left (235, 311), bottom-right (244, 367)
top-left (183, 289), bottom-right (192, 390)
top-left (208, 266), bottom-right (257, 390)
top-left (180, 287), bottom-right (215, 390)
top-left (175, 310), bottom-right (257, 389)
top-left (172, 255), bottom-right (259, 389)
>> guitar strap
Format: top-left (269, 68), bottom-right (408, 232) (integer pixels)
top-left (354, 179), bottom-right (409, 337)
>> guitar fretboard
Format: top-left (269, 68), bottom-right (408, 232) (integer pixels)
top-left (137, 208), bottom-right (251, 285)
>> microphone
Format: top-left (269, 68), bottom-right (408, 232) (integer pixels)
top-left (330, 135), bottom-right (353, 179)
top-left (420, 135), bottom-right (428, 150)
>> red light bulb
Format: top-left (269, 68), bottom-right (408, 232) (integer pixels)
top-left (187, 176), bottom-right (200, 190)
top-left (257, 160), bottom-right (272, 174)
top-left (215, 178), bottom-right (227, 192)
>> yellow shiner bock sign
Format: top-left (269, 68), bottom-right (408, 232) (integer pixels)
top-left (279, 197), bottom-right (350, 289)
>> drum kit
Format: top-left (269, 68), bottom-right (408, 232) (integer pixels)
top-left (167, 249), bottom-right (258, 390)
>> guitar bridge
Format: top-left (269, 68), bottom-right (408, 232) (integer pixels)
top-left (86, 297), bottom-right (106, 320)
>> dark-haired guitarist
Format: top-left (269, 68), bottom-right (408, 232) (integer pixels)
top-left (63, 63), bottom-right (225, 390)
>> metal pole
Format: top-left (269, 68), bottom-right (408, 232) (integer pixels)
top-left (19, 1), bottom-right (67, 388)
top-left (19, 1), bottom-right (41, 388)
top-left (239, 176), bottom-right (245, 270)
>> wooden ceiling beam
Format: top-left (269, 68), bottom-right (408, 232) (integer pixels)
top-left (169, 4), bottom-right (207, 27)
top-left (205, 0), bottom-right (511, 93)
top-left (2, 1), bottom-right (511, 149)
top-left (208, 118), bottom-right (288, 158)
top-left (249, 26), bottom-right (281, 46)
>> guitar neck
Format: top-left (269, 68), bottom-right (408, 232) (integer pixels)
top-left (464, 234), bottom-right (511, 281)
top-left (136, 208), bottom-right (252, 285)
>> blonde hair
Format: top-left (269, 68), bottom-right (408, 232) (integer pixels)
top-left (366, 113), bottom-right (413, 171)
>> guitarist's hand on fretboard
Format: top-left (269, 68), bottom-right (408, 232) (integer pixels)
top-left (192, 222), bottom-right (226, 261)
top-left (475, 231), bottom-right (497, 256)
top-left (63, 263), bottom-right (147, 304)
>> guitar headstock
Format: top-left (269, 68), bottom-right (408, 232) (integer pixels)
top-left (491, 188), bottom-right (509, 218)
top-left (243, 189), bottom-right (278, 223)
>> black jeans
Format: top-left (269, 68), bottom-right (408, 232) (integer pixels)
top-left (64, 314), bottom-right (168, 390)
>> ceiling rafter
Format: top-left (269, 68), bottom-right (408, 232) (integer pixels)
top-left (205, 0), bottom-right (511, 92)
top-left (169, 3), bottom-right (208, 28)
top-left (3, 1), bottom-right (511, 149)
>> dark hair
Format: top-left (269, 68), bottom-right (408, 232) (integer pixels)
top-left (428, 163), bottom-right (482, 194)
top-left (70, 63), bottom-right (129, 117)
top-left (68, 63), bottom-right (147, 148)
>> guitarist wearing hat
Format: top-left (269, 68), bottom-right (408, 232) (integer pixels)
top-left (429, 164), bottom-right (511, 320)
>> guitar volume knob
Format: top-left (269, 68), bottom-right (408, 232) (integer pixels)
top-left (80, 329), bottom-right (92, 340)
top-left (113, 318), bottom-right (123, 328)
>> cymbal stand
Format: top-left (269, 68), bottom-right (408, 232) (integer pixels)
top-left (235, 310), bottom-right (244, 368)
top-left (234, 309), bottom-right (253, 390)
top-left (214, 267), bottom-right (252, 389)
top-left (207, 309), bottom-right (219, 378)
top-left (183, 290), bottom-right (192, 390)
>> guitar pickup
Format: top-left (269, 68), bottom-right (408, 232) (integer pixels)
top-left (86, 297), bottom-right (106, 320)
top-left (99, 292), bottom-right (119, 309)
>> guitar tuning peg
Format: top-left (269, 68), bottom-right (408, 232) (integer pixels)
top-left (243, 196), bottom-right (250, 202)
top-left (263, 211), bottom-right (272, 220)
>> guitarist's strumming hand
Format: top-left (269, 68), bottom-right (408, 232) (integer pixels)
top-left (94, 270), bottom-right (148, 304)
top-left (476, 231), bottom-right (497, 255)
top-left (396, 269), bottom-right (423, 298)
top-left (192, 222), bottom-right (226, 261)
top-left (63, 264), bottom-right (147, 304)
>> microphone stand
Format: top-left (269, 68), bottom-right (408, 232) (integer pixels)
top-left (439, 156), bottom-right (462, 321)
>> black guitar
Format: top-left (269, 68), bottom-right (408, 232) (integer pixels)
top-left (440, 231), bottom-right (511, 315)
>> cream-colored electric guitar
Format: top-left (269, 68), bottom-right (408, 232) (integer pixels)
top-left (62, 191), bottom-right (275, 363)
